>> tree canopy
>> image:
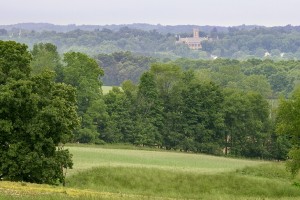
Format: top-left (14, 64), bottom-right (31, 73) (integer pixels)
top-left (0, 41), bottom-right (79, 185)
top-left (276, 87), bottom-right (300, 176)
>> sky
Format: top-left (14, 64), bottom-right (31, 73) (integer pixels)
top-left (1, 0), bottom-right (300, 26)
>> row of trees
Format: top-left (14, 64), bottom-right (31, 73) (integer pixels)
top-left (171, 58), bottom-right (300, 98)
top-left (95, 54), bottom-right (299, 98)
top-left (3, 25), bottom-right (300, 59)
top-left (27, 42), bottom-right (295, 160)
top-left (101, 64), bottom-right (289, 159)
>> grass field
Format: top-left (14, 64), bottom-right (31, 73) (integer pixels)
top-left (67, 145), bottom-right (265, 176)
top-left (102, 86), bottom-right (113, 94)
top-left (102, 86), bottom-right (122, 94)
top-left (1, 145), bottom-right (300, 200)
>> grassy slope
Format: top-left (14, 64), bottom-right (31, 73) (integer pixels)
top-left (67, 146), bottom-right (265, 176)
top-left (102, 86), bottom-right (113, 94)
top-left (1, 145), bottom-right (300, 200)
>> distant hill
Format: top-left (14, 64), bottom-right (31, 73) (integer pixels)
top-left (0, 22), bottom-right (263, 34)
top-left (2, 23), bottom-right (300, 61)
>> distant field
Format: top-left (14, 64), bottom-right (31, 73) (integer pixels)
top-left (102, 86), bottom-right (122, 94)
top-left (1, 145), bottom-right (300, 200)
top-left (67, 145), bottom-right (265, 176)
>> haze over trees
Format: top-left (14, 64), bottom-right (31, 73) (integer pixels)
top-left (2, 24), bottom-right (300, 60)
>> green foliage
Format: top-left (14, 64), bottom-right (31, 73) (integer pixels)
top-left (30, 43), bottom-right (62, 78)
top-left (0, 41), bottom-right (79, 185)
top-left (101, 62), bottom-right (282, 158)
top-left (96, 51), bottom-right (157, 86)
top-left (6, 25), bottom-right (300, 60)
top-left (0, 41), bottom-right (32, 83)
top-left (223, 89), bottom-right (271, 158)
top-left (276, 87), bottom-right (300, 176)
top-left (172, 58), bottom-right (298, 98)
top-left (61, 52), bottom-right (106, 143)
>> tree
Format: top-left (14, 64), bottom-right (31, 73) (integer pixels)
top-left (62, 52), bottom-right (106, 143)
top-left (30, 43), bottom-right (62, 79)
top-left (0, 41), bottom-right (79, 185)
top-left (135, 71), bottom-right (163, 146)
top-left (180, 79), bottom-right (224, 154)
top-left (223, 89), bottom-right (270, 158)
top-left (276, 87), bottom-right (300, 176)
top-left (102, 87), bottom-right (135, 143)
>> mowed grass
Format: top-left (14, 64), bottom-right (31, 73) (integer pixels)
top-left (66, 145), bottom-right (266, 176)
top-left (1, 145), bottom-right (300, 200)
top-left (102, 86), bottom-right (113, 94)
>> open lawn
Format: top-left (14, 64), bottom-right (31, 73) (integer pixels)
top-left (67, 145), bottom-right (266, 176)
top-left (102, 86), bottom-right (122, 94)
top-left (1, 145), bottom-right (300, 200)
top-left (102, 86), bottom-right (113, 94)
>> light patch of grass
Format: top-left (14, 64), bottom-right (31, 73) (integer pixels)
top-left (66, 145), bottom-right (266, 176)
top-left (102, 86), bottom-right (121, 94)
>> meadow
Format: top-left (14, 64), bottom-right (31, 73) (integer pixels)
top-left (1, 145), bottom-right (300, 200)
top-left (102, 86), bottom-right (114, 94)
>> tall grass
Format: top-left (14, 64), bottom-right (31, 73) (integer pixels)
top-left (1, 145), bottom-right (299, 200)
top-left (66, 166), bottom-right (300, 199)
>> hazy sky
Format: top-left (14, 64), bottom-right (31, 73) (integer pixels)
top-left (1, 0), bottom-right (300, 26)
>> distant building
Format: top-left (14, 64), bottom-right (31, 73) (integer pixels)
top-left (176, 28), bottom-right (208, 50)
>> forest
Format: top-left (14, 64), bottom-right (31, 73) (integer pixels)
top-left (23, 42), bottom-right (300, 161)
top-left (2, 24), bottom-right (300, 60)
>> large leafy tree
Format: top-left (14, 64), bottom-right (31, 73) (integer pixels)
top-left (276, 87), bottom-right (300, 176)
top-left (30, 43), bottom-right (62, 78)
top-left (180, 78), bottom-right (225, 154)
top-left (62, 52), bottom-right (106, 143)
top-left (0, 41), bottom-right (79, 185)
top-left (135, 71), bottom-right (163, 146)
top-left (223, 89), bottom-right (270, 158)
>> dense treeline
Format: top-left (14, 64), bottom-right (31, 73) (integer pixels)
top-left (0, 23), bottom-right (248, 33)
top-left (96, 53), bottom-right (299, 98)
top-left (171, 58), bottom-right (300, 98)
top-left (3, 25), bottom-right (300, 59)
top-left (101, 64), bottom-right (289, 159)
top-left (13, 42), bottom-right (300, 161)
top-left (96, 51), bottom-right (158, 86)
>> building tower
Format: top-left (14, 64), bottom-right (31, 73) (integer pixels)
top-left (193, 28), bottom-right (199, 38)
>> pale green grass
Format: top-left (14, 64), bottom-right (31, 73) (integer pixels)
top-left (1, 145), bottom-right (300, 200)
top-left (102, 86), bottom-right (113, 94)
top-left (66, 165), bottom-right (300, 199)
top-left (66, 145), bottom-right (266, 176)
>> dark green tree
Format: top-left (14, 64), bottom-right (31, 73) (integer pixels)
top-left (223, 89), bottom-right (270, 158)
top-left (0, 41), bottom-right (79, 185)
top-left (135, 71), bottom-right (163, 146)
top-left (181, 78), bottom-right (224, 154)
top-left (276, 87), bottom-right (300, 176)
top-left (30, 43), bottom-right (62, 79)
top-left (62, 52), bottom-right (106, 143)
